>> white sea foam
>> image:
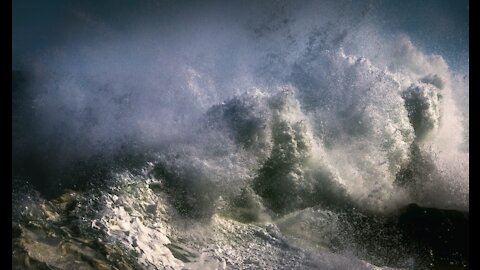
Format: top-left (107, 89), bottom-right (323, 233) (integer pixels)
top-left (14, 1), bottom-right (468, 269)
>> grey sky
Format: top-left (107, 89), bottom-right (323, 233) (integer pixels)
top-left (13, 0), bottom-right (468, 70)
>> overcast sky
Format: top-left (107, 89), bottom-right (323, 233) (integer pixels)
top-left (13, 0), bottom-right (468, 71)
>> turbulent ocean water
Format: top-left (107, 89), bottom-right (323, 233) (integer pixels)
top-left (13, 1), bottom-right (468, 269)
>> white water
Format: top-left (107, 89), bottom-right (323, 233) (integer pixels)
top-left (15, 1), bottom-right (468, 268)
top-left (24, 0), bottom-right (468, 213)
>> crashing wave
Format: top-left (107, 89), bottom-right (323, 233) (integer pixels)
top-left (12, 1), bottom-right (468, 268)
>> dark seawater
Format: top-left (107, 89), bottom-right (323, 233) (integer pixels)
top-left (12, 1), bottom-right (468, 269)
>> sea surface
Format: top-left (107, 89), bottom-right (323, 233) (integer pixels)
top-left (12, 1), bottom-right (468, 269)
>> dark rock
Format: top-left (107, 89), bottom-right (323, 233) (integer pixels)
top-left (397, 204), bottom-right (469, 268)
